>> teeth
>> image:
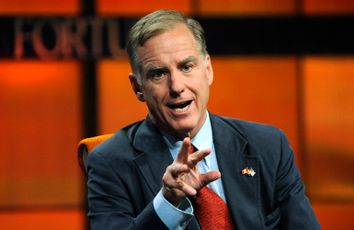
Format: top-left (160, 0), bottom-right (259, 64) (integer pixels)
top-left (174, 104), bottom-right (190, 112)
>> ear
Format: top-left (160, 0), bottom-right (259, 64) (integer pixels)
top-left (204, 54), bottom-right (214, 85)
top-left (129, 73), bottom-right (145, 102)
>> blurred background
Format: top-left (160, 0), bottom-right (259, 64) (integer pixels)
top-left (0, 0), bottom-right (353, 229)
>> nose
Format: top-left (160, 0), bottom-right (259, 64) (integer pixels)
top-left (168, 71), bottom-right (184, 97)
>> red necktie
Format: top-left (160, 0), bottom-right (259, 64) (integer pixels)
top-left (189, 144), bottom-right (235, 230)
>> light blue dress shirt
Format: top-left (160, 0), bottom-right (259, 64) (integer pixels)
top-left (153, 112), bottom-right (226, 229)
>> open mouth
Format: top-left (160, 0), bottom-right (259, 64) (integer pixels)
top-left (167, 100), bottom-right (193, 112)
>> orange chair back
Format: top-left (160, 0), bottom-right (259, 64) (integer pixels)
top-left (77, 134), bottom-right (113, 173)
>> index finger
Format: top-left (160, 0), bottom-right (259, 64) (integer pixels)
top-left (176, 137), bottom-right (191, 163)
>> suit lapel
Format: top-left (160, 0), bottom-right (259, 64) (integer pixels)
top-left (132, 118), bottom-right (173, 196)
top-left (211, 115), bottom-right (262, 230)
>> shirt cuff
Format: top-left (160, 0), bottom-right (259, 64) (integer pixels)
top-left (153, 190), bottom-right (194, 230)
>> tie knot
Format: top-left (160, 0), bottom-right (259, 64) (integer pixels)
top-left (189, 144), bottom-right (197, 154)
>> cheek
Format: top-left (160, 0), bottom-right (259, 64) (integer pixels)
top-left (143, 88), bottom-right (165, 107)
top-left (194, 79), bottom-right (210, 96)
top-left (196, 84), bottom-right (210, 106)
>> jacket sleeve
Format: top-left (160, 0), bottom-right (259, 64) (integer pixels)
top-left (275, 131), bottom-right (321, 230)
top-left (86, 151), bottom-right (168, 230)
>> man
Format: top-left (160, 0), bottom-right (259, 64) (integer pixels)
top-left (87, 10), bottom-right (320, 229)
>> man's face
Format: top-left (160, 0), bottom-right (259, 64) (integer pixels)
top-left (130, 23), bottom-right (213, 139)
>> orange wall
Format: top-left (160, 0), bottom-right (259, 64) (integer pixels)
top-left (303, 57), bottom-right (354, 202)
top-left (0, 210), bottom-right (84, 230)
top-left (97, 0), bottom-right (191, 16)
top-left (97, 60), bottom-right (147, 134)
top-left (304, 0), bottom-right (354, 14)
top-left (0, 0), bottom-right (79, 15)
top-left (198, 0), bottom-right (296, 15)
top-left (208, 57), bottom-right (299, 159)
top-left (0, 61), bottom-right (84, 229)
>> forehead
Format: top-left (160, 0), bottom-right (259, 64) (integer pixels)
top-left (137, 24), bottom-right (200, 67)
top-left (143, 22), bottom-right (195, 45)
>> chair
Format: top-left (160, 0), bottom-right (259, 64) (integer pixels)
top-left (77, 133), bottom-right (113, 173)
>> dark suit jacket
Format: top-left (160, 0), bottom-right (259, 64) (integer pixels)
top-left (87, 114), bottom-right (320, 230)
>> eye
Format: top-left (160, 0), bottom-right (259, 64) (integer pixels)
top-left (147, 69), bottom-right (167, 80)
top-left (181, 63), bottom-right (193, 73)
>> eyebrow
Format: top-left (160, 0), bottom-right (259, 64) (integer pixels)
top-left (143, 56), bottom-right (198, 74)
top-left (145, 65), bottom-right (168, 74)
top-left (179, 56), bottom-right (198, 66)
top-left (143, 65), bottom-right (169, 78)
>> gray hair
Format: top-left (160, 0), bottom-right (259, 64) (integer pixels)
top-left (126, 9), bottom-right (208, 83)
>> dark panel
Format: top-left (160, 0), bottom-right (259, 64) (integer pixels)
top-left (81, 0), bottom-right (98, 139)
top-left (198, 16), bottom-right (354, 55)
top-left (0, 18), bottom-right (15, 58)
top-left (0, 15), bottom-right (353, 58)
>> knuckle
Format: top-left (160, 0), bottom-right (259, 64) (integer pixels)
top-left (175, 180), bottom-right (184, 188)
top-left (162, 176), bottom-right (168, 184)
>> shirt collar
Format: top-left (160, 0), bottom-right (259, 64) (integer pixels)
top-left (162, 111), bottom-right (213, 160)
top-left (192, 112), bottom-right (213, 151)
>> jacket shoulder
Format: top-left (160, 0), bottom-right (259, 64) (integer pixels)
top-left (211, 114), bottom-right (285, 143)
top-left (88, 120), bottom-right (144, 160)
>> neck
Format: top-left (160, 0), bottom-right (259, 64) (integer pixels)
top-left (148, 111), bottom-right (208, 141)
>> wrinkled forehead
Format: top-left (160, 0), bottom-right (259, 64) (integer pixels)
top-left (138, 23), bottom-right (202, 59)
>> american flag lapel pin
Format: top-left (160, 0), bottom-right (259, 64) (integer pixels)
top-left (241, 167), bottom-right (256, 177)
